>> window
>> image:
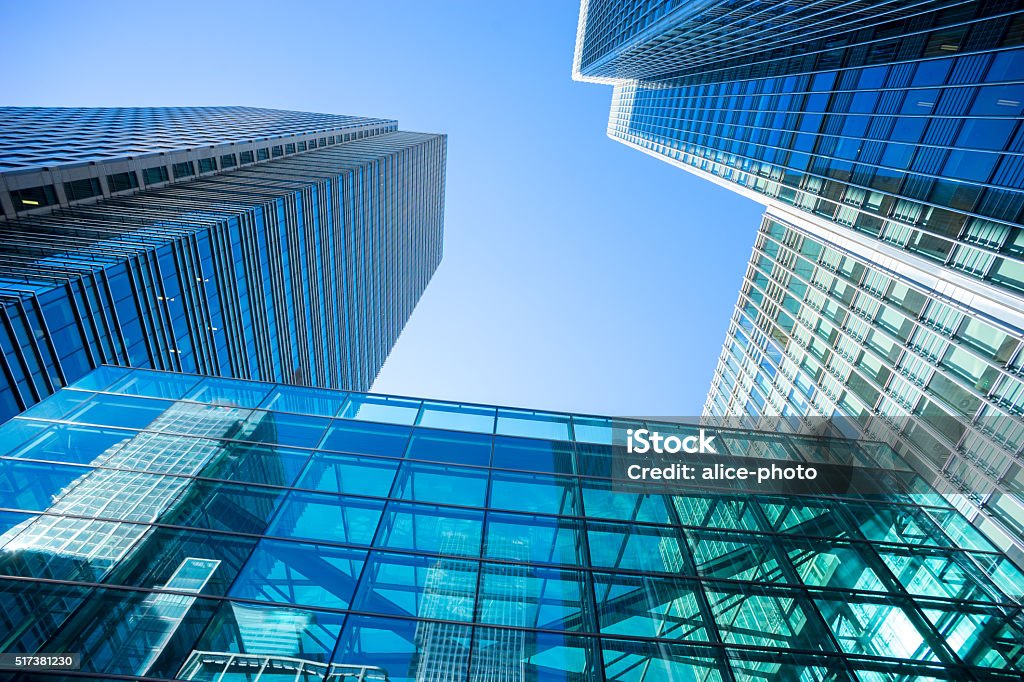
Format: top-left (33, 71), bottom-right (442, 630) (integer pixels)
top-left (198, 157), bottom-right (216, 173)
top-left (106, 171), bottom-right (139, 192)
top-left (11, 184), bottom-right (57, 211)
top-left (240, 150), bottom-right (255, 164)
top-left (172, 161), bottom-right (195, 179)
top-left (257, 148), bottom-right (269, 161)
top-left (271, 145), bottom-right (283, 157)
top-left (63, 177), bottom-right (102, 201)
top-left (220, 154), bottom-right (237, 168)
top-left (142, 166), bottom-right (169, 185)
top-left (284, 143), bottom-right (296, 154)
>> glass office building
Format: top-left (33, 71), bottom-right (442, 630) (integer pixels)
top-left (573, 2), bottom-right (1024, 560)
top-left (1, 366), bottom-right (1023, 680)
top-left (573, 1), bottom-right (1024, 287)
top-left (0, 107), bottom-right (447, 423)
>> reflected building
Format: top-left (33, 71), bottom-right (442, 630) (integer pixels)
top-left (0, 366), bottom-right (1021, 680)
top-left (573, 1), bottom-right (1024, 562)
top-left (0, 106), bottom-right (446, 423)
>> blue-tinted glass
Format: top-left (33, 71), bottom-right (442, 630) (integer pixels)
top-left (194, 600), bottom-right (345, 663)
top-left (489, 470), bottom-right (578, 515)
top-left (185, 377), bottom-right (274, 408)
top-left (594, 572), bottom-right (708, 641)
top-left (353, 550), bottom-right (477, 621)
top-left (66, 393), bottom-right (175, 430)
top-left (970, 84), bottom-right (1024, 116)
top-left (492, 436), bottom-right (575, 474)
top-left (230, 539), bottom-right (366, 609)
top-left (405, 428), bottom-right (493, 466)
top-left (416, 401), bottom-right (495, 433)
top-left (260, 385), bottom-right (346, 417)
top-left (485, 512), bottom-right (583, 565)
top-left (321, 420), bottom-right (410, 457)
top-left (580, 483), bottom-right (673, 524)
top-left (268, 491), bottom-right (383, 545)
top-left (68, 365), bottom-right (131, 391)
top-left (392, 461), bottom-right (488, 507)
top-left (6, 423), bottom-right (135, 465)
top-left (334, 615), bottom-right (472, 682)
top-left (0, 459), bottom-right (91, 511)
top-left (471, 628), bottom-right (599, 681)
top-left (478, 564), bottom-right (593, 631)
top-left (0, 509), bottom-right (32, 534)
top-left (106, 370), bottom-right (201, 399)
top-left (376, 502), bottom-right (483, 556)
top-left (340, 394), bottom-right (420, 425)
top-left (19, 388), bottom-right (93, 421)
top-left (587, 522), bottom-right (686, 573)
top-left (298, 452), bottom-right (398, 497)
top-left (496, 409), bottom-right (572, 440)
top-left (242, 410), bottom-right (329, 449)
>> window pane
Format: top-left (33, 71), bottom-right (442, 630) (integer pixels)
top-left (268, 491), bottom-right (383, 545)
top-left (230, 539), bottom-right (366, 609)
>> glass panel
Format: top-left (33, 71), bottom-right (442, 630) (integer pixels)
top-left (376, 502), bottom-right (483, 556)
top-left (392, 461), bottom-right (488, 507)
top-left (320, 420), bottom-right (410, 457)
top-left (581, 482), bottom-right (672, 524)
top-left (241, 410), bottom-right (329, 449)
top-left (600, 639), bottom-right (725, 681)
top-left (259, 385), bottom-right (347, 417)
top-left (340, 394), bottom-right (420, 425)
top-left (478, 564), bottom-right (592, 631)
top-left (496, 408), bottom-right (572, 440)
top-left (490, 470), bottom-right (578, 515)
top-left (194, 600), bottom-right (344, 663)
top-left (470, 628), bottom-right (599, 681)
top-left (69, 365), bottom-right (132, 392)
top-left (6, 423), bottom-right (136, 465)
top-left (416, 401), bottom-right (495, 433)
top-left (814, 595), bottom-right (939, 661)
top-left (353, 550), bottom-right (477, 621)
top-left (267, 491), bottom-right (383, 546)
top-left (230, 539), bottom-right (366, 609)
top-left (185, 377), bottom-right (274, 408)
top-left (334, 615), bottom-right (472, 682)
top-left (297, 452), bottom-right (399, 497)
top-left (107, 371), bottom-right (201, 400)
top-left (587, 521), bottom-right (686, 573)
top-left (593, 573), bottom-right (708, 641)
top-left (405, 428), bottom-right (493, 466)
top-left (0, 459), bottom-right (92, 511)
top-left (162, 481), bottom-right (286, 535)
top-left (491, 436), bottom-right (575, 474)
top-left (705, 584), bottom-right (827, 651)
top-left (687, 530), bottom-right (789, 583)
top-left (485, 512), bottom-right (583, 565)
top-left (106, 527), bottom-right (258, 597)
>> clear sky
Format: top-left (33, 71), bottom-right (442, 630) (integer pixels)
top-left (0, 0), bottom-right (763, 416)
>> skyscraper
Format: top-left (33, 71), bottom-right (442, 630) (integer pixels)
top-left (0, 107), bottom-right (446, 423)
top-left (573, 2), bottom-right (1024, 562)
top-left (1, 366), bottom-right (1022, 680)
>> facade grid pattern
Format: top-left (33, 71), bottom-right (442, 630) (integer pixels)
top-left (0, 366), bottom-right (1022, 680)
top-left (0, 125), bottom-right (446, 424)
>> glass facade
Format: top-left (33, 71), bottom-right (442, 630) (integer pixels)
top-left (574, 1), bottom-right (1024, 295)
top-left (705, 210), bottom-right (1024, 566)
top-left (0, 109), bottom-right (446, 423)
top-left (574, 1), bottom-right (1024, 562)
top-left (1, 366), bottom-right (1023, 680)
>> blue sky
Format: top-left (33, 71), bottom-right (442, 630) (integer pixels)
top-left (1, 0), bottom-right (762, 416)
